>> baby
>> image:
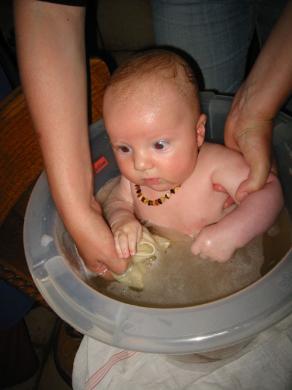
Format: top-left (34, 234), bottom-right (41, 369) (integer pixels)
top-left (102, 49), bottom-right (283, 263)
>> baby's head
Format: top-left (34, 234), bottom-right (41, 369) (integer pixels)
top-left (103, 49), bottom-right (207, 191)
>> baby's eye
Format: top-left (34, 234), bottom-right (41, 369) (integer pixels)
top-left (153, 140), bottom-right (169, 150)
top-left (117, 145), bottom-right (131, 153)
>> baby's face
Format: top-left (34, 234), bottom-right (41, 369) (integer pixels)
top-left (103, 79), bottom-right (204, 192)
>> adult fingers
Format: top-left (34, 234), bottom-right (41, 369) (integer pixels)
top-left (235, 130), bottom-right (272, 201)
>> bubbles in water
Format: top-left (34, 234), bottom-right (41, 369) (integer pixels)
top-left (91, 228), bottom-right (264, 308)
top-left (80, 180), bottom-right (292, 308)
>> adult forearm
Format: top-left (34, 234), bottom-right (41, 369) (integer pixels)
top-left (14, 1), bottom-right (129, 274)
top-left (224, 1), bottom-right (292, 197)
top-left (241, 1), bottom-right (292, 119)
top-left (14, 1), bottom-right (93, 226)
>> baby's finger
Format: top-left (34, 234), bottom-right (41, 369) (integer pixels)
top-left (114, 233), bottom-right (125, 258)
top-left (136, 225), bottom-right (143, 242)
top-left (130, 227), bottom-right (143, 256)
top-left (191, 241), bottom-right (200, 256)
top-left (128, 232), bottom-right (137, 256)
top-left (193, 247), bottom-right (209, 260)
top-left (117, 233), bottom-right (131, 259)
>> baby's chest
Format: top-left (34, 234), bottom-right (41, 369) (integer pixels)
top-left (134, 186), bottom-right (225, 235)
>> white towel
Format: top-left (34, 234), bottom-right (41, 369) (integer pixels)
top-left (72, 313), bottom-right (292, 390)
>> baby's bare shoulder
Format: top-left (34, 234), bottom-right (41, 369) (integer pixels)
top-left (200, 142), bottom-right (246, 165)
top-left (198, 143), bottom-right (249, 187)
top-left (200, 143), bottom-right (249, 192)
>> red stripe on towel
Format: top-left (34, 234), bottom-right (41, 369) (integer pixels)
top-left (86, 350), bottom-right (137, 389)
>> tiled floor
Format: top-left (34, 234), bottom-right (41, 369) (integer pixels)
top-left (7, 306), bottom-right (80, 390)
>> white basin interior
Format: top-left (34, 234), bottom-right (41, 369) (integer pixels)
top-left (24, 92), bottom-right (292, 355)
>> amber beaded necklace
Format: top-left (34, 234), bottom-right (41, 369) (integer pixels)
top-left (134, 184), bottom-right (181, 206)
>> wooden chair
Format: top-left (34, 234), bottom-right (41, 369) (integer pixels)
top-left (0, 58), bottom-right (110, 305)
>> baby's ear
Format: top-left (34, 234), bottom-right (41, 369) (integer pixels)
top-left (196, 113), bottom-right (207, 147)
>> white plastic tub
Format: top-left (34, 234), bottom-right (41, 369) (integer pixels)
top-left (24, 92), bottom-right (292, 355)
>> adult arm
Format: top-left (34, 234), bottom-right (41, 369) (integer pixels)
top-left (14, 0), bottom-right (127, 275)
top-left (224, 0), bottom-right (292, 201)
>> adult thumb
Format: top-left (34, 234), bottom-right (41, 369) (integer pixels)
top-left (235, 150), bottom-right (271, 202)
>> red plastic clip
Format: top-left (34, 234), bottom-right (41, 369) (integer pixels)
top-left (93, 156), bottom-right (108, 174)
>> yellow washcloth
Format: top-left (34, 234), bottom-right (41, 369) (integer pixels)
top-left (112, 227), bottom-right (170, 289)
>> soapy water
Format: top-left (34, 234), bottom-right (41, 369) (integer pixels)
top-left (59, 207), bottom-right (291, 308)
top-left (79, 179), bottom-right (292, 308)
top-left (58, 178), bottom-right (292, 308)
top-left (93, 230), bottom-right (263, 307)
top-left (90, 210), bottom-right (291, 308)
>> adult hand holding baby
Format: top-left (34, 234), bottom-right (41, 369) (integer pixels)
top-left (64, 198), bottom-right (129, 279)
top-left (224, 82), bottom-right (273, 203)
top-left (224, 0), bottom-right (292, 201)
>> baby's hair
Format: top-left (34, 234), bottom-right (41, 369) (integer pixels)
top-left (105, 49), bottom-right (200, 110)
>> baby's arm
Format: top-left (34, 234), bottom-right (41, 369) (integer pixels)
top-left (103, 176), bottom-right (142, 258)
top-left (192, 147), bottom-right (283, 262)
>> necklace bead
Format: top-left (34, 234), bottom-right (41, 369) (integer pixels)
top-left (134, 184), bottom-right (180, 206)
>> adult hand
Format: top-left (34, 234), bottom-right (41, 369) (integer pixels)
top-left (69, 198), bottom-right (129, 279)
top-left (224, 82), bottom-right (273, 202)
top-left (224, 0), bottom-right (292, 201)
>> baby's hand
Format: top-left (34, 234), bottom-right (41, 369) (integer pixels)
top-left (112, 219), bottom-right (142, 259)
top-left (191, 224), bottom-right (237, 262)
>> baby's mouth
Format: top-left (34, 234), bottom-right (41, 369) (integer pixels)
top-left (142, 178), bottom-right (161, 186)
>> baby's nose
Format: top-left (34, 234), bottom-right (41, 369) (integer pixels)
top-left (134, 151), bottom-right (152, 171)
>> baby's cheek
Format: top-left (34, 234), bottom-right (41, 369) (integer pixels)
top-left (167, 158), bottom-right (195, 182)
top-left (118, 163), bottom-right (137, 183)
